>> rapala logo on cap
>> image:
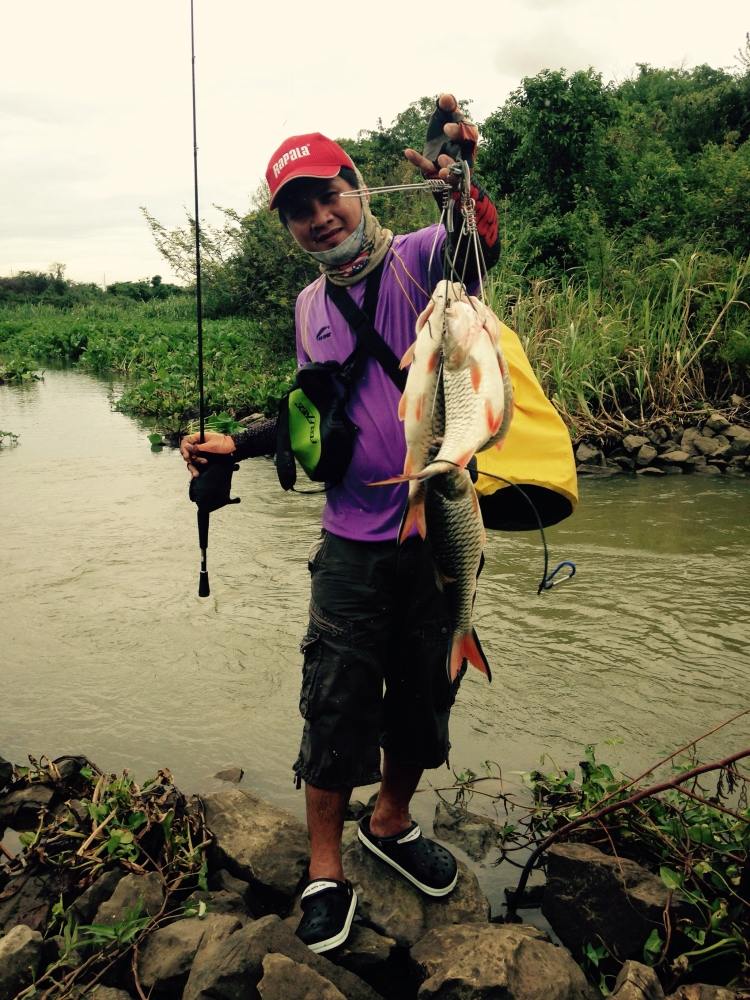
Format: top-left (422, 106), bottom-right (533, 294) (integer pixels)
top-left (272, 144), bottom-right (311, 179)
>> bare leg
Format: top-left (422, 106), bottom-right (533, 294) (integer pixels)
top-left (368, 751), bottom-right (423, 838)
top-left (305, 783), bottom-right (350, 881)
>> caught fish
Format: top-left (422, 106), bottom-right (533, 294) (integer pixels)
top-left (424, 466), bottom-right (491, 682)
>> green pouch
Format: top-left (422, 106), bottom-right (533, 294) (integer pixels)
top-left (276, 359), bottom-right (359, 490)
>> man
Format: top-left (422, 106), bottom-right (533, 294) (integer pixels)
top-left (181, 94), bottom-right (500, 953)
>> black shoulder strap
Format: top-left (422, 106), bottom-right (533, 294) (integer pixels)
top-left (325, 262), bottom-right (407, 392)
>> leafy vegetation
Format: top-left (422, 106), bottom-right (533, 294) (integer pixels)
top-left (2, 756), bottom-right (210, 998)
top-left (1, 51), bottom-right (748, 437)
top-left (443, 717), bottom-right (749, 995)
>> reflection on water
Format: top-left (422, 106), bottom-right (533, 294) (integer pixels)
top-left (2, 372), bottom-right (749, 884)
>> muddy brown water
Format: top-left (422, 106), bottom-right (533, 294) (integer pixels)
top-left (2, 370), bottom-right (748, 907)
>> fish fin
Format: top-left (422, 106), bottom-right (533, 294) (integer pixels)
top-left (485, 398), bottom-right (503, 435)
top-left (427, 350), bottom-right (441, 373)
top-left (403, 449), bottom-right (415, 477)
top-left (449, 629), bottom-right (492, 683)
top-left (398, 489), bottom-right (427, 542)
top-left (368, 474), bottom-right (411, 487)
top-left (470, 360), bottom-right (482, 392)
top-left (398, 393), bottom-right (408, 421)
top-left (414, 394), bottom-right (424, 424)
top-left (454, 450), bottom-right (475, 470)
top-left (400, 343), bottom-right (416, 370)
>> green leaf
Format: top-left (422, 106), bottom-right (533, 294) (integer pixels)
top-left (643, 928), bottom-right (663, 964)
top-left (659, 866), bottom-right (683, 890)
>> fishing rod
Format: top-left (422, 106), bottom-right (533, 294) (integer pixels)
top-left (187, 0), bottom-right (240, 597)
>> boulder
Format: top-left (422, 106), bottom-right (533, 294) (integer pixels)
top-left (332, 923), bottom-right (403, 998)
top-left (0, 785), bottom-right (55, 829)
top-left (93, 871), bottom-right (164, 926)
top-left (182, 913), bottom-right (381, 1000)
top-left (411, 922), bottom-right (598, 999)
top-left (636, 444), bottom-right (659, 466)
top-left (705, 413), bottom-right (731, 433)
top-left (433, 800), bottom-right (503, 861)
top-left (726, 425), bottom-right (750, 454)
top-left (0, 757), bottom-right (13, 791)
top-left (257, 952), bottom-right (347, 999)
top-left (70, 868), bottom-right (124, 924)
top-left (637, 466), bottom-right (664, 476)
top-left (692, 464), bottom-right (722, 476)
top-left (542, 843), bottom-right (691, 963)
top-left (0, 923), bottom-right (43, 1000)
top-left (184, 889), bottom-right (253, 921)
top-left (659, 450), bottom-right (691, 464)
top-left (138, 912), bottom-right (243, 995)
top-left (611, 960), bottom-right (665, 999)
top-left (87, 989), bottom-right (134, 999)
top-left (339, 822), bottom-right (489, 947)
top-left (214, 767), bottom-right (244, 784)
top-left (576, 443), bottom-right (603, 465)
top-left (665, 986), bottom-right (740, 999)
top-left (0, 872), bottom-right (52, 934)
top-left (680, 428), bottom-right (702, 452)
top-left (623, 435), bottom-right (650, 453)
top-left (202, 787), bottom-right (308, 907)
top-left (693, 435), bottom-right (721, 456)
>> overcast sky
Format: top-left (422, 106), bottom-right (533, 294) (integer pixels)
top-left (2, 0), bottom-right (747, 285)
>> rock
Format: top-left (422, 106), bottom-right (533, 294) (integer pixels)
top-left (576, 464), bottom-right (620, 477)
top-left (138, 912), bottom-right (242, 994)
top-left (87, 989), bottom-right (134, 999)
top-left (411, 922), bottom-right (597, 999)
top-left (214, 767), bottom-right (244, 784)
top-left (612, 456), bottom-right (636, 471)
top-left (52, 755), bottom-right (93, 784)
top-left (680, 428), bottom-right (701, 453)
top-left (611, 960), bottom-right (665, 999)
top-left (212, 867), bottom-right (254, 901)
top-left (693, 435), bottom-right (722, 456)
top-left (729, 394), bottom-right (745, 407)
top-left (183, 913), bottom-right (381, 1000)
top-left (576, 443), bottom-right (603, 464)
top-left (332, 923), bottom-right (403, 998)
top-left (665, 986), bottom-right (740, 999)
top-left (433, 800), bottom-right (502, 861)
top-left (705, 413), bottom-right (731, 433)
top-left (0, 923), bottom-right (43, 1000)
top-left (339, 822), bottom-right (489, 948)
top-left (659, 450), bottom-right (691, 464)
top-left (184, 889), bottom-right (253, 920)
top-left (623, 435), bottom-right (650, 453)
top-left (726, 425), bottom-right (750, 454)
top-left (0, 757), bottom-right (13, 791)
top-left (0, 873), bottom-right (52, 934)
top-left (542, 843), bottom-right (691, 963)
top-left (93, 871), bottom-right (164, 926)
top-left (637, 466), bottom-right (664, 476)
top-left (70, 868), bottom-right (124, 924)
top-left (648, 427), bottom-right (668, 444)
top-left (701, 426), bottom-right (716, 438)
top-left (0, 785), bottom-right (55, 829)
top-left (258, 952), bottom-right (347, 999)
top-left (692, 464), bottom-right (722, 476)
top-left (636, 444), bottom-right (658, 466)
top-left (202, 787), bottom-right (308, 907)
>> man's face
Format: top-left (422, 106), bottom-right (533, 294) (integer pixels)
top-left (281, 175), bottom-right (362, 253)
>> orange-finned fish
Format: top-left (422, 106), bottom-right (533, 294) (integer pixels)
top-left (424, 465), bottom-right (491, 682)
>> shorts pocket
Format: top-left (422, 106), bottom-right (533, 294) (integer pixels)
top-left (307, 531), bottom-right (330, 574)
top-left (298, 631), bottom-right (323, 719)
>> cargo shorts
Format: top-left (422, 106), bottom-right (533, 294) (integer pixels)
top-left (293, 530), bottom-right (463, 791)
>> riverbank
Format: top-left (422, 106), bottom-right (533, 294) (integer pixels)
top-left (1, 745), bottom-right (747, 999)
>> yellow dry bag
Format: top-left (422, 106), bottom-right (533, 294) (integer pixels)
top-left (476, 321), bottom-right (578, 531)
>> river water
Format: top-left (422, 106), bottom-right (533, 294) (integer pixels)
top-left (2, 371), bottom-right (748, 901)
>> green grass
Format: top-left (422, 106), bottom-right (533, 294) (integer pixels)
top-left (1, 249), bottom-right (747, 440)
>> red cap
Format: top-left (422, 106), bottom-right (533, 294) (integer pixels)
top-left (266, 132), bottom-right (356, 210)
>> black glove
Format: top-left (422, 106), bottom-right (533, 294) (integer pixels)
top-left (423, 98), bottom-right (478, 171)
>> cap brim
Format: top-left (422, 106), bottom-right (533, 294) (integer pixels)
top-left (269, 164), bottom-right (344, 209)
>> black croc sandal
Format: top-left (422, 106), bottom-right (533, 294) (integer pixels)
top-left (295, 878), bottom-right (357, 954)
top-left (358, 817), bottom-right (458, 897)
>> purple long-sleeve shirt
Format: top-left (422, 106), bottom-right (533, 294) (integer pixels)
top-left (296, 225), bottom-right (447, 542)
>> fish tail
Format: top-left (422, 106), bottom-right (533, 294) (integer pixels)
top-left (449, 628), bottom-right (492, 683)
top-left (398, 489), bottom-right (427, 543)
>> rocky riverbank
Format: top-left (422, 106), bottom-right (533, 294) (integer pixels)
top-left (0, 755), bottom-right (746, 1000)
top-left (574, 406), bottom-right (750, 478)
